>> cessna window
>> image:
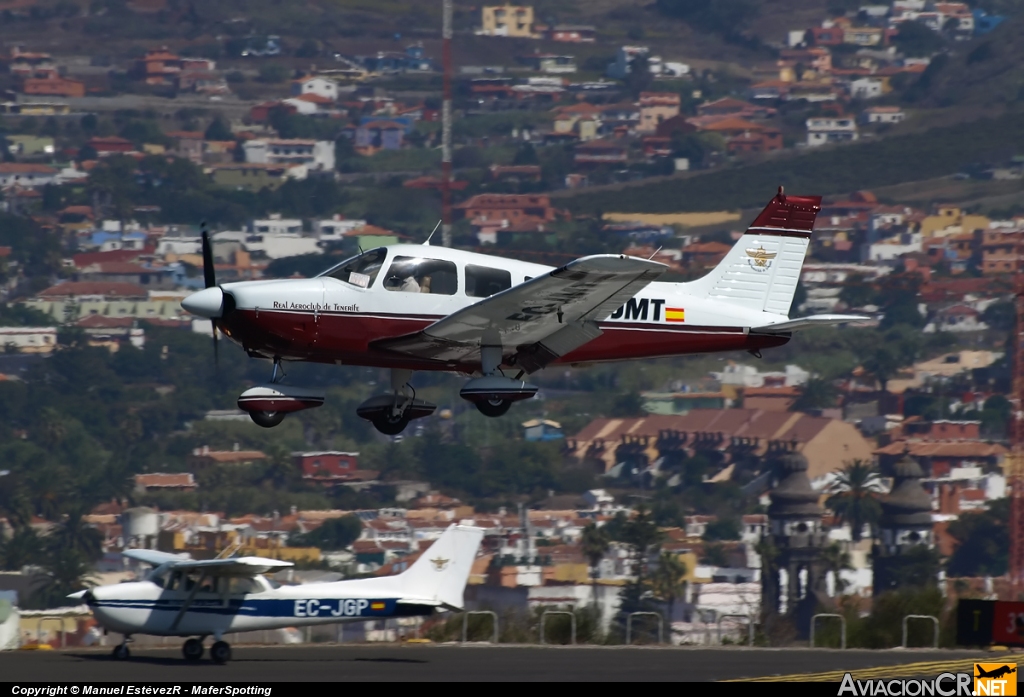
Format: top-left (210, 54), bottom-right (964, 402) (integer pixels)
top-left (322, 248), bottom-right (386, 289)
top-left (227, 577), bottom-right (261, 594)
top-left (466, 265), bottom-right (512, 298)
top-left (383, 256), bottom-right (458, 295)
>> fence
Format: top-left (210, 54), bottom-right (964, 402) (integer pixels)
top-left (461, 611), bottom-right (499, 644)
top-left (809, 613), bottom-right (846, 650)
top-left (902, 615), bottom-right (939, 649)
top-left (716, 613), bottom-right (754, 646)
top-left (626, 612), bottom-right (663, 645)
top-left (539, 610), bottom-right (576, 645)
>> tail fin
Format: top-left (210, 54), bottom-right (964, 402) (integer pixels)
top-left (399, 524), bottom-right (484, 610)
top-left (686, 188), bottom-right (821, 316)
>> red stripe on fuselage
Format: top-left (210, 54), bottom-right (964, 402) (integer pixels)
top-left (221, 309), bottom-right (789, 370)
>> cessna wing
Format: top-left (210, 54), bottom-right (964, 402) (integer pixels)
top-left (373, 254), bottom-right (667, 373)
top-left (124, 549), bottom-right (292, 575)
top-left (123, 549), bottom-right (192, 566)
top-left (751, 314), bottom-right (871, 334)
top-left (168, 557), bottom-right (294, 576)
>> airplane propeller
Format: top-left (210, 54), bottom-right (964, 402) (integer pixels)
top-left (200, 221), bottom-right (219, 366)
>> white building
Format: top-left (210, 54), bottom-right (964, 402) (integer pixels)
top-left (243, 139), bottom-right (335, 172)
top-left (213, 230), bottom-right (321, 260)
top-left (711, 363), bottom-right (810, 388)
top-left (806, 117), bottom-right (859, 147)
top-left (317, 217), bottom-right (368, 241)
top-left (607, 46), bottom-right (651, 79)
top-left (279, 98), bottom-right (320, 115)
top-left (850, 77), bottom-right (884, 99)
top-left (290, 77), bottom-right (339, 102)
top-left (864, 231), bottom-right (922, 262)
top-left (155, 236), bottom-right (201, 256)
top-left (862, 106), bottom-right (905, 124)
top-left (0, 163), bottom-right (57, 188)
top-left (252, 215), bottom-right (302, 235)
top-left (0, 327), bottom-right (57, 353)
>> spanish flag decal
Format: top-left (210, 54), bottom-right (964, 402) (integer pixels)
top-left (665, 307), bottom-right (685, 323)
top-left (371, 601), bottom-right (386, 611)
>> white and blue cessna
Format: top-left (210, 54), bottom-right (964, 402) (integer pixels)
top-left (70, 524), bottom-right (484, 663)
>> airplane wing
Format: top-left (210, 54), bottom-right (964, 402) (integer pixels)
top-left (372, 254), bottom-right (667, 373)
top-left (751, 314), bottom-right (870, 333)
top-left (123, 549), bottom-right (193, 566)
top-left (124, 549), bottom-right (293, 575)
top-left (170, 557), bottom-right (295, 575)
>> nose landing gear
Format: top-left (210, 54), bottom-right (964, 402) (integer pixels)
top-left (237, 358), bottom-right (325, 428)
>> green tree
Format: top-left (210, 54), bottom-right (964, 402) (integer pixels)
top-left (581, 522), bottom-right (610, 600)
top-left (839, 274), bottom-right (877, 309)
top-left (204, 117), bottom-right (233, 142)
top-left (701, 542), bottom-right (729, 567)
top-left (825, 460), bottom-right (883, 542)
top-left (821, 542), bottom-right (852, 595)
top-left (791, 377), bottom-right (838, 412)
top-left (0, 526), bottom-right (44, 570)
top-left (615, 505), bottom-right (664, 616)
top-left (49, 508), bottom-right (104, 565)
top-left (862, 346), bottom-right (901, 391)
top-left (290, 515), bottom-right (362, 550)
top-left (0, 473), bottom-right (30, 530)
top-left (703, 518), bottom-right (740, 541)
top-left (651, 550), bottom-right (687, 621)
top-left (893, 19), bottom-right (947, 58)
top-left (30, 547), bottom-right (96, 609)
top-left (946, 498), bottom-right (1008, 577)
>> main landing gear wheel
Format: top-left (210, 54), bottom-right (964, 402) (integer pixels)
top-left (112, 644), bottom-right (130, 660)
top-left (249, 410), bottom-right (285, 428)
top-left (210, 640), bottom-right (232, 664)
top-left (182, 638), bottom-right (204, 661)
top-left (476, 399), bottom-right (512, 417)
top-left (372, 413), bottom-right (411, 435)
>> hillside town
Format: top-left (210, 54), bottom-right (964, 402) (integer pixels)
top-left (0, 0), bottom-right (1021, 653)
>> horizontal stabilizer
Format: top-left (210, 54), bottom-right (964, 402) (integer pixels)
top-left (751, 314), bottom-right (870, 333)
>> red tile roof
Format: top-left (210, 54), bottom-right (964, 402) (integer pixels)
top-left (37, 281), bottom-right (148, 298)
top-left (134, 473), bottom-right (196, 489)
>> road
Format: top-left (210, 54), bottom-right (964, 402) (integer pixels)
top-left (0, 645), bottom-right (1009, 682)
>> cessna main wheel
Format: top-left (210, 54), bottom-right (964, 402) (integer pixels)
top-left (250, 411), bottom-right (285, 428)
top-left (372, 413), bottom-right (410, 435)
top-left (112, 644), bottom-right (130, 660)
top-left (210, 640), bottom-right (232, 664)
top-left (182, 638), bottom-right (203, 661)
top-left (476, 399), bottom-right (511, 417)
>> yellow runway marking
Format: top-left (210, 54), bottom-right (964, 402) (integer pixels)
top-left (725, 656), bottom-right (1012, 682)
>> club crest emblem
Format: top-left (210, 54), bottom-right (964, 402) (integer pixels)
top-left (430, 557), bottom-right (449, 571)
top-left (746, 246), bottom-right (777, 272)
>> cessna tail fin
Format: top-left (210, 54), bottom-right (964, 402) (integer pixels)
top-left (399, 524), bottom-right (483, 611)
top-left (685, 188), bottom-right (821, 316)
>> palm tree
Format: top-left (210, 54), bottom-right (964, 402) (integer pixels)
top-left (30, 547), bottom-right (97, 609)
top-left (0, 473), bottom-right (30, 530)
top-left (580, 522), bottom-right (610, 602)
top-left (0, 526), bottom-right (44, 570)
top-left (821, 542), bottom-right (852, 596)
top-left (651, 551), bottom-right (688, 622)
top-left (826, 459), bottom-right (884, 542)
top-left (49, 508), bottom-right (103, 565)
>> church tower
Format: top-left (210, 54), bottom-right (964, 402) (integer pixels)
top-left (874, 454), bottom-right (937, 593)
top-left (762, 449), bottom-right (829, 635)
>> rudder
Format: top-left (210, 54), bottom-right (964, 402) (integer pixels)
top-left (685, 188), bottom-right (820, 315)
top-left (398, 524), bottom-right (484, 610)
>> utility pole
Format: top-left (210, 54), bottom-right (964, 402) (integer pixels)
top-left (1010, 233), bottom-right (1024, 599)
top-left (441, 0), bottom-right (453, 247)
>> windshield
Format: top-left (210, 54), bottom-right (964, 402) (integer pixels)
top-left (321, 248), bottom-right (386, 288)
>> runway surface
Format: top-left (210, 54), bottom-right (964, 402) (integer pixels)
top-left (0, 645), bottom-right (1011, 682)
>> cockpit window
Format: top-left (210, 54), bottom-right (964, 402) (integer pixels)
top-left (383, 256), bottom-right (458, 295)
top-left (322, 248), bottom-right (386, 288)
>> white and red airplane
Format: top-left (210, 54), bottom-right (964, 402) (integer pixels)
top-left (181, 188), bottom-right (864, 435)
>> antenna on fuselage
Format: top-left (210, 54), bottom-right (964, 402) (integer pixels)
top-left (423, 220), bottom-right (442, 246)
top-left (647, 246), bottom-right (663, 260)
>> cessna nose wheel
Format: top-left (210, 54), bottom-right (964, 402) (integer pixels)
top-left (475, 398), bottom-right (511, 417)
